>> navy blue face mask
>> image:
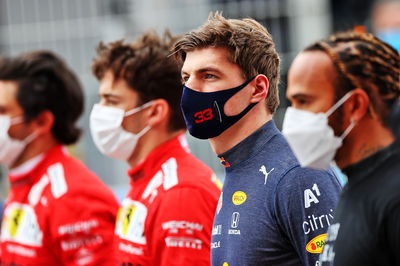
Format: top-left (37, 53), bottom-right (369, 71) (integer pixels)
top-left (181, 77), bottom-right (257, 139)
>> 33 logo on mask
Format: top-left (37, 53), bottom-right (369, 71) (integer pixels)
top-left (194, 108), bottom-right (213, 123)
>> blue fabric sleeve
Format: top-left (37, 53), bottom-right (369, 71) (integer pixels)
top-left (274, 167), bottom-right (341, 266)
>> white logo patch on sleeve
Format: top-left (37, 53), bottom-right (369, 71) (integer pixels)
top-left (162, 158), bottom-right (178, 190)
top-left (1, 203), bottom-right (43, 247)
top-left (115, 199), bottom-right (147, 245)
top-left (48, 163), bottom-right (68, 198)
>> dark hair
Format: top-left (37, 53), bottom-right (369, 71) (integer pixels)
top-left (305, 31), bottom-right (400, 127)
top-left (92, 30), bottom-right (186, 132)
top-left (172, 12), bottom-right (281, 114)
top-left (0, 51), bottom-right (84, 144)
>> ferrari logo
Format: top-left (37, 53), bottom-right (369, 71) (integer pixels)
top-left (9, 208), bottom-right (25, 237)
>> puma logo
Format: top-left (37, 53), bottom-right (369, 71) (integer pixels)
top-left (259, 165), bottom-right (274, 185)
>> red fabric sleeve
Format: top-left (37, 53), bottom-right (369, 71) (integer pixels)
top-left (147, 186), bottom-right (216, 266)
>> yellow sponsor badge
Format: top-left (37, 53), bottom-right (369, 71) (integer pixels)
top-left (122, 205), bottom-right (136, 236)
top-left (306, 233), bottom-right (327, 253)
top-left (9, 208), bottom-right (25, 237)
top-left (232, 191), bottom-right (247, 205)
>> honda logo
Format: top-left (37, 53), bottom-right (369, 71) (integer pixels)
top-left (231, 212), bottom-right (240, 228)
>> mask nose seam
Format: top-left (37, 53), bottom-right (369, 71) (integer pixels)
top-left (214, 101), bottom-right (222, 122)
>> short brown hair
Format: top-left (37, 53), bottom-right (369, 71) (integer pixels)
top-left (173, 12), bottom-right (281, 114)
top-left (0, 51), bottom-right (84, 145)
top-left (305, 31), bottom-right (400, 127)
top-left (92, 30), bottom-right (185, 131)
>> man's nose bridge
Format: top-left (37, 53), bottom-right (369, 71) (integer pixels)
top-left (185, 76), bottom-right (201, 92)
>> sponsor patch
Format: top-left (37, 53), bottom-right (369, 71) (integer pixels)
top-left (165, 237), bottom-right (202, 250)
top-left (306, 233), bottom-right (327, 253)
top-left (115, 199), bottom-right (147, 244)
top-left (232, 191), bottom-right (247, 205)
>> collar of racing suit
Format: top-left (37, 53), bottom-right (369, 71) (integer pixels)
top-left (342, 139), bottom-right (400, 186)
top-left (217, 119), bottom-right (279, 169)
top-left (127, 134), bottom-right (188, 184)
top-left (8, 145), bottom-right (66, 188)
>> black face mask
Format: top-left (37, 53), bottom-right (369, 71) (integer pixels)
top-left (180, 77), bottom-right (257, 139)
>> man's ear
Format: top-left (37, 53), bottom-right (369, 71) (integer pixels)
top-left (146, 99), bottom-right (169, 127)
top-left (250, 74), bottom-right (269, 103)
top-left (30, 110), bottom-right (54, 135)
top-left (346, 88), bottom-right (369, 123)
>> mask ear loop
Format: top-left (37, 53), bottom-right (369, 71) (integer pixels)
top-left (10, 116), bottom-right (24, 125)
top-left (340, 118), bottom-right (357, 139)
top-left (9, 116), bottom-right (39, 145)
top-left (124, 101), bottom-right (154, 137)
top-left (124, 100), bottom-right (155, 117)
top-left (325, 91), bottom-right (354, 117)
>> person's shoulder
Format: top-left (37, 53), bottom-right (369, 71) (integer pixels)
top-left (276, 165), bottom-right (342, 197)
top-left (260, 132), bottom-right (299, 169)
top-left (41, 157), bottom-right (117, 205)
top-left (171, 151), bottom-right (218, 185)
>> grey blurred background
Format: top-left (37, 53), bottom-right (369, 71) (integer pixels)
top-left (0, 0), bottom-right (378, 201)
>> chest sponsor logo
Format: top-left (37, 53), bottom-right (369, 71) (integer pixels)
top-left (228, 212), bottom-right (241, 235)
top-left (232, 191), bottom-right (247, 205)
top-left (115, 199), bottom-right (147, 244)
top-left (223, 262), bottom-right (229, 266)
top-left (119, 242), bottom-right (144, 255)
top-left (211, 240), bottom-right (220, 249)
top-left (212, 224), bottom-right (222, 235)
top-left (58, 219), bottom-right (99, 235)
top-left (306, 233), bottom-right (327, 253)
top-left (231, 212), bottom-right (240, 228)
top-left (162, 220), bottom-right (203, 235)
top-left (259, 165), bottom-right (274, 185)
top-left (1, 203), bottom-right (43, 247)
top-left (165, 236), bottom-right (202, 250)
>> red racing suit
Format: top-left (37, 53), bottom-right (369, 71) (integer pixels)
top-left (115, 135), bottom-right (221, 265)
top-left (0, 145), bottom-right (119, 265)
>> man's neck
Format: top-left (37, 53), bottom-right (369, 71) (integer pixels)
top-left (11, 135), bottom-right (59, 169)
top-left (336, 119), bottom-right (395, 169)
top-left (127, 129), bottom-right (185, 168)
top-left (210, 106), bottom-right (272, 155)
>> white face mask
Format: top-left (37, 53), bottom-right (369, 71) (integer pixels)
top-left (0, 115), bottom-right (37, 168)
top-left (89, 101), bottom-right (153, 161)
top-left (282, 92), bottom-right (356, 170)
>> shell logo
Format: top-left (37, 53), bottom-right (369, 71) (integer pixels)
top-left (306, 233), bottom-right (327, 253)
top-left (222, 263), bottom-right (229, 266)
top-left (232, 191), bottom-right (247, 205)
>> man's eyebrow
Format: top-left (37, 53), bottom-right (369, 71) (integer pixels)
top-left (288, 93), bottom-right (313, 100)
top-left (99, 92), bottom-right (121, 100)
top-left (182, 67), bottom-right (224, 76)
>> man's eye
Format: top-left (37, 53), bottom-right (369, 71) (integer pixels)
top-left (205, 74), bottom-right (216, 79)
top-left (181, 76), bottom-right (189, 84)
top-left (298, 99), bottom-right (308, 105)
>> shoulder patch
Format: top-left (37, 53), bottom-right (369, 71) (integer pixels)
top-left (48, 163), bottom-right (68, 198)
top-left (162, 158), bottom-right (178, 190)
